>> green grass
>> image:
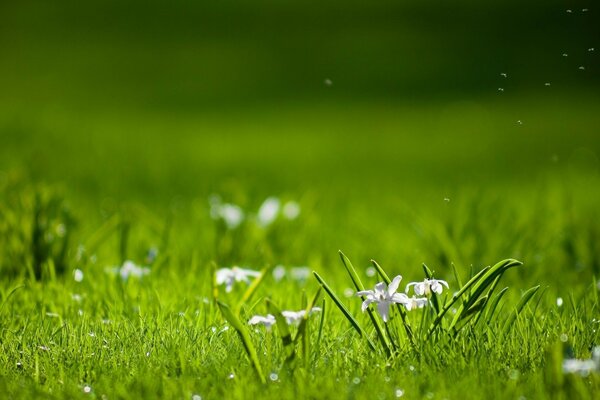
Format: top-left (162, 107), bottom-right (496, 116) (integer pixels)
top-left (1, 91), bottom-right (600, 398)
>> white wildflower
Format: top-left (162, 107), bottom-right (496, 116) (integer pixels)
top-left (405, 278), bottom-right (449, 296)
top-left (248, 314), bottom-right (276, 330)
top-left (281, 307), bottom-right (321, 325)
top-left (73, 269), bottom-right (84, 282)
top-left (356, 276), bottom-right (410, 322)
top-left (404, 296), bottom-right (428, 311)
top-left (257, 197), bottom-right (281, 227)
top-left (272, 265), bottom-right (286, 282)
top-left (216, 266), bottom-right (261, 293)
top-left (209, 195), bottom-right (245, 229)
top-left (290, 266), bottom-right (311, 281)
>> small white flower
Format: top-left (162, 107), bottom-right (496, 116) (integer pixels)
top-left (216, 266), bottom-right (261, 293)
top-left (73, 269), bottom-right (84, 282)
top-left (404, 296), bottom-right (428, 311)
top-left (281, 307), bottom-right (321, 325)
top-left (257, 197), bottom-right (281, 227)
top-left (219, 204), bottom-right (245, 229)
top-left (272, 265), bottom-right (286, 282)
top-left (248, 314), bottom-right (276, 330)
top-left (119, 261), bottom-right (151, 280)
top-left (209, 196), bottom-right (245, 229)
top-left (356, 276), bottom-right (409, 322)
top-left (405, 278), bottom-right (449, 296)
top-left (290, 266), bottom-right (311, 281)
top-left (282, 201), bottom-right (301, 220)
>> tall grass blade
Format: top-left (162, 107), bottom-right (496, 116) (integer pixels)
top-left (236, 265), bottom-right (273, 314)
top-left (216, 301), bottom-right (266, 384)
top-left (448, 259), bottom-right (522, 332)
top-left (427, 265), bottom-right (491, 336)
top-left (484, 287), bottom-right (509, 324)
top-left (313, 271), bottom-right (377, 352)
top-left (339, 251), bottom-right (391, 355)
top-left (266, 299), bottom-right (296, 363)
top-left (502, 285), bottom-right (541, 336)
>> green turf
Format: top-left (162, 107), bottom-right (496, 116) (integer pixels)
top-left (1, 1), bottom-right (599, 398)
top-left (1, 93), bottom-right (599, 399)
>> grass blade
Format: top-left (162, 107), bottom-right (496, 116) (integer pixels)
top-left (484, 286), bottom-right (509, 324)
top-left (236, 265), bottom-right (273, 314)
top-left (339, 251), bottom-right (391, 355)
top-left (447, 259), bottom-right (522, 332)
top-left (313, 271), bottom-right (377, 352)
top-left (502, 285), bottom-right (541, 336)
top-left (266, 298), bottom-right (296, 363)
top-left (427, 265), bottom-right (491, 336)
top-left (217, 301), bottom-right (266, 384)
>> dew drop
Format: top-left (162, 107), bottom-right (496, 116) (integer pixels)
top-left (560, 333), bottom-right (568, 342)
top-left (395, 388), bottom-right (405, 398)
top-left (269, 372), bottom-right (279, 382)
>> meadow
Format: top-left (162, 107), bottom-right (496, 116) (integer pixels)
top-left (1, 1), bottom-right (600, 399)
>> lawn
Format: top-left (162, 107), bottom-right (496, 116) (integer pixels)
top-left (1, 1), bottom-right (599, 399)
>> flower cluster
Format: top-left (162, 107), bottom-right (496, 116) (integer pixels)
top-left (248, 307), bottom-right (321, 330)
top-left (209, 195), bottom-right (301, 230)
top-left (356, 276), bottom-right (449, 322)
top-left (216, 266), bottom-right (262, 293)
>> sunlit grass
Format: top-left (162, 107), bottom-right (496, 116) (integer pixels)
top-left (1, 94), bottom-right (599, 398)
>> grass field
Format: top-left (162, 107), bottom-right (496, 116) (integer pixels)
top-left (1, 1), bottom-right (600, 399)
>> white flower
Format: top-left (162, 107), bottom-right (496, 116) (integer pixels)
top-left (281, 307), bottom-right (321, 325)
top-left (216, 266), bottom-right (261, 293)
top-left (248, 314), bottom-right (276, 330)
top-left (290, 266), bottom-right (311, 281)
top-left (105, 261), bottom-right (150, 280)
top-left (405, 278), bottom-right (449, 296)
top-left (272, 265), bottom-right (286, 282)
top-left (209, 196), bottom-right (245, 229)
top-left (404, 296), bottom-right (428, 311)
top-left (562, 346), bottom-right (600, 376)
top-left (73, 269), bottom-right (84, 282)
top-left (119, 261), bottom-right (150, 280)
top-left (282, 201), bottom-right (301, 220)
top-left (219, 204), bottom-right (245, 229)
top-left (356, 276), bottom-right (409, 322)
top-left (257, 197), bottom-right (281, 227)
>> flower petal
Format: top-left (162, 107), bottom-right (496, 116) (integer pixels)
top-left (374, 282), bottom-right (387, 295)
top-left (362, 298), bottom-right (374, 312)
top-left (356, 290), bottom-right (374, 297)
top-left (392, 293), bottom-right (409, 304)
top-left (377, 301), bottom-right (391, 322)
top-left (387, 275), bottom-right (403, 296)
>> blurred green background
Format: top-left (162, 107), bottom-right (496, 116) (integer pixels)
top-left (0, 0), bottom-right (599, 286)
